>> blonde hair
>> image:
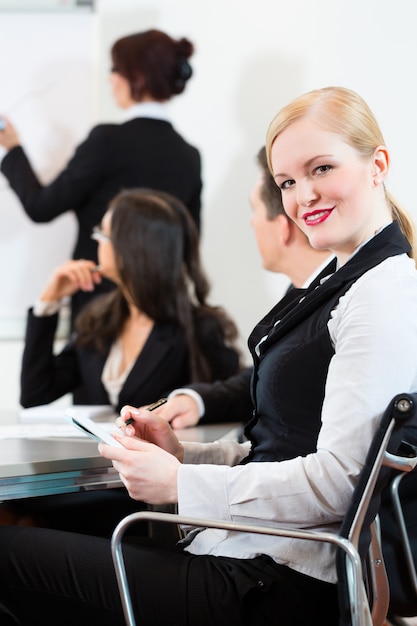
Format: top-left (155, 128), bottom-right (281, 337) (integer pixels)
top-left (266, 86), bottom-right (417, 262)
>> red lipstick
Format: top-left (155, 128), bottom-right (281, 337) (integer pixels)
top-left (303, 209), bottom-right (333, 226)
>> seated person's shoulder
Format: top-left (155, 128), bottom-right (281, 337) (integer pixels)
top-left (193, 307), bottom-right (242, 378)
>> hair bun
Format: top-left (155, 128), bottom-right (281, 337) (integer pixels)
top-left (176, 58), bottom-right (192, 81)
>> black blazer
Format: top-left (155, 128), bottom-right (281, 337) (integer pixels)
top-left (1, 118), bottom-right (202, 319)
top-left (189, 367), bottom-right (253, 425)
top-left (20, 309), bottom-right (240, 413)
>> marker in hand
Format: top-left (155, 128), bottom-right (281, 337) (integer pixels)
top-left (124, 398), bottom-right (168, 427)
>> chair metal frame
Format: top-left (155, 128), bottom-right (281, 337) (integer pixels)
top-left (384, 467), bottom-right (417, 626)
top-left (390, 469), bottom-right (417, 596)
top-left (111, 393), bottom-right (417, 626)
top-left (366, 517), bottom-right (390, 625)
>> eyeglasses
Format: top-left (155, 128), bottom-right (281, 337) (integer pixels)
top-left (91, 225), bottom-right (111, 243)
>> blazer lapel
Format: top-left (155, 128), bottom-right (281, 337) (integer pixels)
top-left (118, 323), bottom-right (177, 400)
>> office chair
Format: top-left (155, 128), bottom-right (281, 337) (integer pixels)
top-left (111, 392), bottom-right (417, 626)
top-left (379, 466), bottom-right (417, 626)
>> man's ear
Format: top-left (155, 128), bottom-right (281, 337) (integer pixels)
top-left (371, 145), bottom-right (389, 184)
top-left (275, 213), bottom-right (291, 245)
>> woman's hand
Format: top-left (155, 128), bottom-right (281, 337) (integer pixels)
top-left (99, 438), bottom-right (180, 504)
top-left (116, 406), bottom-right (185, 460)
top-left (40, 259), bottom-right (102, 302)
top-left (0, 116), bottom-right (20, 151)
top-left (99, 409), bottom-right (184, 504)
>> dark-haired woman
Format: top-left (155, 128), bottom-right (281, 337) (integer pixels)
top-left (3, 187), bottom-right (241, 535)
top-left (21, 187), bottom-right (241, 411)
top-left (0, 29), bottom-right (201, 323)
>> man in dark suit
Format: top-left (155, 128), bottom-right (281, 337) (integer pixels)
top-left (151, 146), bottom-right (333, 428)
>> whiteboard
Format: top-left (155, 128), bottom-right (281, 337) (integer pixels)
top-left (0, 11), bottom-right (95, 338)
top-left (0, 0), bottom-right (94, 11)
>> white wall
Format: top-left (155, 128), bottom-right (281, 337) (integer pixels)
top-left (0, 10), bottom-right (94, 338)
top-left (1, 0), bottom-right (416, 412)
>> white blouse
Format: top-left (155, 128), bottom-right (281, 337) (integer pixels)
top-left (177, 253), bottom-right (417, 583)
top-left (101, 338), bottom-right (135, 407)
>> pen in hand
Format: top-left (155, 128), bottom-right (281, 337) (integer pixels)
top-left (124, 398), bottom-right (168, 427)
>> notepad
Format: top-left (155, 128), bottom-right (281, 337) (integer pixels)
top-left (65, 409), bottom-right (123, 447)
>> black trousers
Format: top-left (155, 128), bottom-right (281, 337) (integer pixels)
top-left (0, 525), bottom-right (339, 625)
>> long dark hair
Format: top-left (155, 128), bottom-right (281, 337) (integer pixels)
top-left (75, 188), bottom-right (241, 381)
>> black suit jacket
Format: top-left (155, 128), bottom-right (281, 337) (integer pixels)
top-left (189, 367), bottom-right (253, 425)
top-left (1, 118), bottom-right (202, 319)
top-left (20, 309), bottom-right (240, 413)
top-left (189, 261), bottom-right (340, 426)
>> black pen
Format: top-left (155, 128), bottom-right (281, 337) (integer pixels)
top-left (124, 398), bottom-right (168, 426)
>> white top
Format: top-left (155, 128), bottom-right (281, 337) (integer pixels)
top-left (120, 101), bottom-right (171, 123)
top-left (177, 253), bottom-right (417, 583)
top-left (101, 338), bottom-right (134, 406)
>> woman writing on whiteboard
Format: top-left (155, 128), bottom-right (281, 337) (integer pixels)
top-left (0, 29), bottom-right (201, 323)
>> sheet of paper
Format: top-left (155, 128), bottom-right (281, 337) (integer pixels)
top-left (0, 420), bottom-right (119, 440)
top-left (19, 404), bottom-right (116, 424)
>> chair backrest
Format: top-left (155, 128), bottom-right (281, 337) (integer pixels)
top-left (378, 396), bottom-right (417, 620)
top-left (337, 392), bottom-right (417, 626)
